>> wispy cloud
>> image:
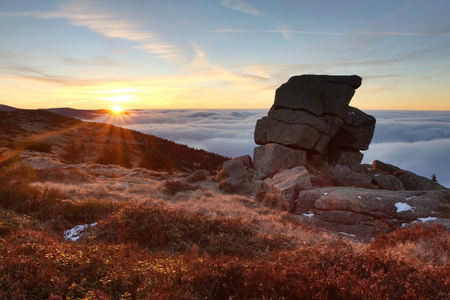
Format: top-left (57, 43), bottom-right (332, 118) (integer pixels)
top-left (421, 61), bottom-right (450, 79)
top-left (214, 28), bottom-right (450, 37)
top-left (220, 0), bottom-right (261, 16)
top-left (0, 3), bottom-right (182, 63)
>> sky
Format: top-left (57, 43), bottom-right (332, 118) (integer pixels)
top-left (1, 0), bottom-right (449, 110)
top-left (95, 109), bottom-right (450, 188)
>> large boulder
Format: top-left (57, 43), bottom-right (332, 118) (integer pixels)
top-left (263, 166), bottom-right (312, 211)
top-left (371, 174), bottom-right (405, 191)
top-left (218, 155), bottom-right (254, 194)
top-left (220, 155), bottom-right (252, 179)
top-left (373, 160), bottom-right (402, 175)
top-left (254, 117), bottom-right (322, 151)
top-left (272, 75), bottom-right (362, 119)
top-left (334, 164), bottom-right (373, 188)
top-left (254, 74), bottom-right (375, 158)
top-left (396, 171), bottom-right (447, 191)
top-left (253, 143), bottom-right (307, 179)
top-left (328, 149), bottom-right (364, 171)
top-left (328, 107), bottom-right (376, 151)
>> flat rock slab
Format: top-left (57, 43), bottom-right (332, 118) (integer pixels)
top-left (296, 187), bottom-right (450, 238)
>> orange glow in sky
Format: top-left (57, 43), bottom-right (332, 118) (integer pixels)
top-left (1, 1), bottom-right (449, 111)
top-left (111, 104), bottom-right (124, 114)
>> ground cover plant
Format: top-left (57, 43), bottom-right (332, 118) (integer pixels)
top-left (0, 156), bottom-right (449, 299)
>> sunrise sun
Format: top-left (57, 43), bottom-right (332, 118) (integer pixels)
top-left (111, 104), bottom-right (124, 114)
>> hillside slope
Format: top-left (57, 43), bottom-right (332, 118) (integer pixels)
top-left (0, 109), bottom-right (228, 172)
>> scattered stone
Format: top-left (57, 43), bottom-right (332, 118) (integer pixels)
top-left (263, 166), bottom-right (312, 211)
top-left (218, 155), bottom-right (254, 194)
top-left (396, 171), bottom-right (447, 191)
top-left (373, 160), bottom-right (402, 175)
top-left (295, 187), bottom-right (450, 238)
top-left (186, 169), bottom-right (209, 182)
top-left (371, 174), bottom-right (405, 191)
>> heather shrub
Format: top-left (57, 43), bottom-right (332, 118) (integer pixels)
top-left (94, 203), bottom-right (287, 257)
top-left (368, 223), bottom-right (450, 265)
top-left (162, 179), bottom-right (200, 196)
top-left (58, 198), bottom-right (126, 226)
top-left (138, 148), bottom-right (173, 170)
top-left (36, 167), bottom-right (94, 183)
top-left (0, 221), bottom-right (448, 299)
top-left (23, 142), bottom-right (52, 153)
top-left (60, 138), bottom-right (85, 163)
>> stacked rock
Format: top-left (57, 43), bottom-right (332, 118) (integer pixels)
top-left (254, 74), bottom-right (375, 179)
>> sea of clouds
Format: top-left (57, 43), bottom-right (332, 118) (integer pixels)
top-left (94, 110), bottom-right (450, 188)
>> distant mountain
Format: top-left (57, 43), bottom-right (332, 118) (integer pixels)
top-left (0, 109), bottom-right (228, 172)
top-left (0, 104), bottom-right (18, 112)
top-left (38, 107), bottom-right (113, 119)
top-left (0, 104), bottom-right (115, 119)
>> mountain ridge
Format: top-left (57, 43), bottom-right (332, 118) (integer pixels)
top-left (0, 108), bottom-right (228, 172)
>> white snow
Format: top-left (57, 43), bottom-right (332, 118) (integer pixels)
top-left (339, 232), bottom-right (356, 237)
top-left (405, 196), bottom-right (416, 201)
top-left (395, 202), bottom-right (414, 212)
top-left (376, 197), bottom-right (382, 200)
top-left (302, 213), bottom-right (314, 218)
top-left (323, 193), bottom-right (328, 195)
top-left (357, 196), bottom-right (362, 199)
top-left (417, 216), bottom-right (438, 222)
top-left (64, 222), bottom-right (97, 241)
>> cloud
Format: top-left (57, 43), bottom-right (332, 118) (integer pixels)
top-left (93, 108), bottom-right (265, 157)
top-left (362, 110), bottom-right (450, 187)
top-left (91, 109), bottom-right (450, 188)
top-left (220, 0), bottom-right (261, 16)
top-left (367, 110), bottom-right (450, 143)
top-left (362, 139), bottom-right (450, 188)
top-left (1, 2), bottom-right (182, 63)
top-left (213, 28), bottom-right (450, 37)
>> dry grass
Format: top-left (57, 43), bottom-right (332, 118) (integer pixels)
top-left (1, 151), bottom-right (449, 299)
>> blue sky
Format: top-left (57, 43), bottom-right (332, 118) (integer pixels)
top-left (1, 0), bottom-right (449, 110)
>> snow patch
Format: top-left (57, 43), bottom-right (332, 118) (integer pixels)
top-left (323, 193), bottom-right (328, 196)
top-left (405, 196), bottom-right (416, 201)
top-left (417, 216), bottom-right (438, 222)
top-left (302, 213), bottom-right (314, 218)
top-left (339, 232), bottom-right (356, 238)
top-left (395, 202), bottom-right (414, 212)
top-left (64, 222), bottom-right (97, 242)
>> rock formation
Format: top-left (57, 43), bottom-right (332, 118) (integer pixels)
top-left (254, 75), bottom-right (375, 159)
top-left (218, 74), bottom-right (449, 239)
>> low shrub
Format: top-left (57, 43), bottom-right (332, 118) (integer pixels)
top-left (1, 227), bottom-right (448, 299)
top-left (36, 167), bottom-right (94, 183)
top-left (162, 179), bottom-right (200, 196)
top-left (94, 203), bottom-right (287, 257)
top-left (24, 142), bottom-right (52, 153)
